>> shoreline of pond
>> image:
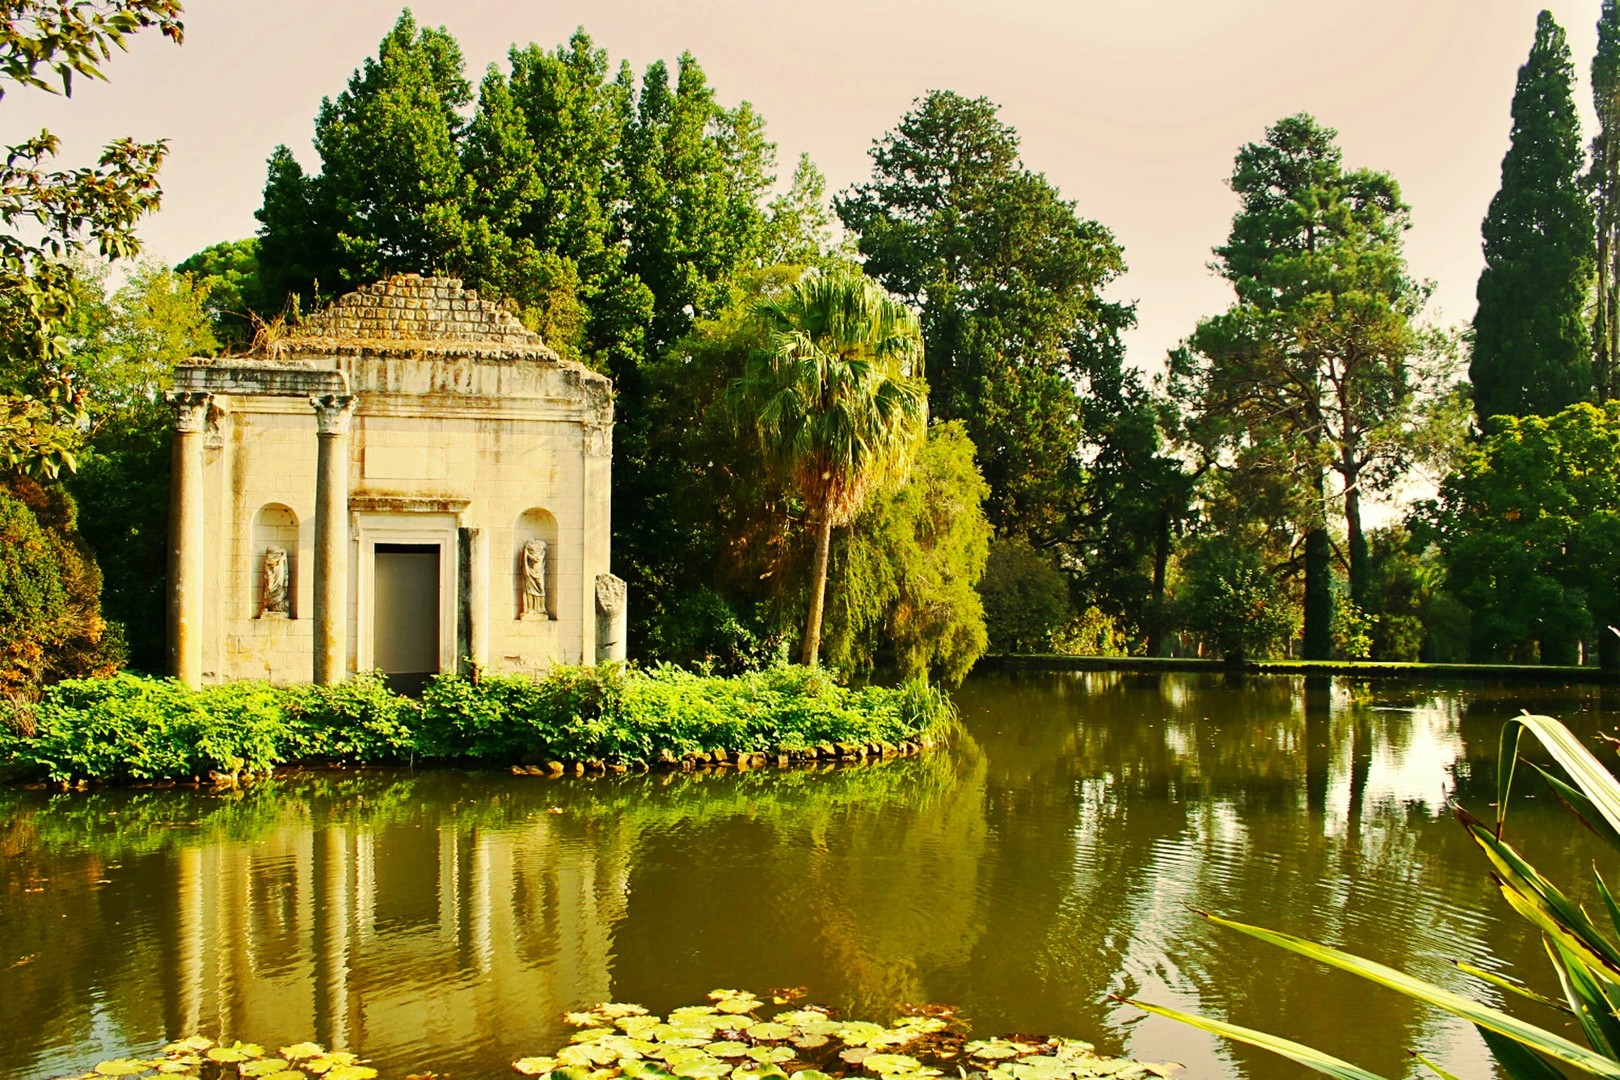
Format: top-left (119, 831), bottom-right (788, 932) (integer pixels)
top-left (979, 654), bottom-right (1618, 683)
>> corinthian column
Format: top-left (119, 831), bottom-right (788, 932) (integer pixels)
top-left (165, 391), bottom-right (212, 687)
top-left (311, 394), bottom-right (357, 684)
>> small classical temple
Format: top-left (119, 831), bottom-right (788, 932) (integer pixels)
top-left (164, 274), bottom-right (625, 689)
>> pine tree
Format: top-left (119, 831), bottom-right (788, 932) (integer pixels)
top-left (1592, 1), bottom-right (1620, 402)
top-left (1472, 9), bottom-right (1593, 427)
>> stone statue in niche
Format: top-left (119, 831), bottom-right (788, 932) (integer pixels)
top-left (261, 546), bottom-right (289, 617)
top-left (521, 539), bottom-right (549, 619)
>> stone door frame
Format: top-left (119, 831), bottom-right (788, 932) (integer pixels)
top-left (352, 510), bottom-right (460, 677)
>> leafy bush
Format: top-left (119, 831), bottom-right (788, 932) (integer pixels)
top-left (2, 663), bottom-right (957, 782)
top-left (283, 673), bottom-right (420, 762)
top-left (11, 674), bottom-right (289, 783)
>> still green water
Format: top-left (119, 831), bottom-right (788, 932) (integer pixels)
top-left (2, 672), bottom-right (1616, 1080)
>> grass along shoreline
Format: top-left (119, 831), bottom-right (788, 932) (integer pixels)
top-left (0, 663), bottom-right (957, 788)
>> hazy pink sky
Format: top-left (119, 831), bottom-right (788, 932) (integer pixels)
top-left (0, 1), bottom-right (1606, 372)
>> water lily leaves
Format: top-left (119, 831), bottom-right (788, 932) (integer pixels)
top-left (281, 1043), bottom-right (326, 1061)
top-left (966, 1040), bottom-right (1028, 1060)
top-left (706, 1042), bottom-right (751, 1058)
top-left (732, 1066), bottom-right (789, 1080)
top-left (162, 1037), bottom-right (214, 1054)
top-left (324, 1066), bottom-right (379, 1080)
top-left (839, 1048), bottom-right (871, 1066)
top-left (206, 1043), bottom-right (264, 1064)
top-left (241, 1060), bottom-right (297, 1076)
top-left (621, 1059), bottom-right (675, 1079)
top-left (92, 1061), bottom-right (149, 1076)
top-left (650, 1024), bottom-right (712, 1046)
top-left (571, 1028), bottom-right (618, 1044)
top-left (744, 1023), bottom-right (793, 1041)
top-left (744, 1046), bottom-right (794, 1064)
top-left (833, 1023), bottom-right (889, 1048)
top-left (861, 1054), bottom-right (940, 1077)
top-left (566, 1012), bottom-right (602, 1028)
top-left (618, 1016), bottom-right (664, 1039)
top-left (789, 1035), bottom-right (829, 1050)
top-left (771, 1010), bottom-right (831, 1027)
top-left (557, 1042), bottom-right (625, 1067)
top-left (708, 990), bottom-right (762, 1015)
top-left (670, 1006), bottom-right (720, 1022)
top-left (304, 1052), bottom-right (361, 1074)
top-left (596, 1003), bottom-right (652, 1019)
top-left (891, 1018), bottom-right (947, 1037)
top-left (514, 1057), bottom-right (558, 1076)
top-left (154, 1064), bottom-right (195, 1076)
top-left (670, 1057), bottom-right (732, 1078)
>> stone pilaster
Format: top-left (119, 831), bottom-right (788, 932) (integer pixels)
top-left (311, 394), bottom-right (357, 684)
top-left (166, 391), bottom-right (212, 687)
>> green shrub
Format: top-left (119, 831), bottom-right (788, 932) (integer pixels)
top-left (283, 673), bottom-right (420, 763)
top-left (1, 663), bottom-right (958, 783)
top-left (13, 674), bottom-right (289, 783)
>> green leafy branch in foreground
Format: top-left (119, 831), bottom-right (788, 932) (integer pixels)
top-left (65, 989), bottom-right (1177, 1079)
top-left (1126, 713), bottom-right (1620, 1078)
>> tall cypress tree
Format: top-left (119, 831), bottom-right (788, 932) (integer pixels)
top-left (1593, 1), bottom-right (1620, 402)
top-left (1471, 9), bottom-right (1593, 428)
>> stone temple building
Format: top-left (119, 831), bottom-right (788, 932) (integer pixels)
top-left (164, 274), bottom-right (625, 689)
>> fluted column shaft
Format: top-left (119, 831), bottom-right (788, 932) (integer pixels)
top-left (165, 391), bottom-right (211, 687)
top-left (312, 394), bottom-right (357, 685)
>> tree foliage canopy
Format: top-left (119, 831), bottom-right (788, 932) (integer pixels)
top-left (1472, 9), bottom-right (1593, 426)
top-left (836, 90), bottom-right (1133, 542)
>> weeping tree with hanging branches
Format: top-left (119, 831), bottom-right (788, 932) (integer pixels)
top-left (730, 271), bottom-right (928, 666)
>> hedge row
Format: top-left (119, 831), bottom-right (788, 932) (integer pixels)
top-left (0, 663), bottom-right (958, 785)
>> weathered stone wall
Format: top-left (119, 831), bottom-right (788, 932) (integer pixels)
top-left (171, 275), bottom-right (616, 686)
top-left (292, 274), bottom-right (555, 354)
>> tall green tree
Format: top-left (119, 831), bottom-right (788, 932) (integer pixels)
top-left (175, 238), bottom-right (263, 347)
top-left (836, 91), bottom-right (1132, 542)
top-left (1172, 114), bottom-right (1433, 657)
top-left (1472, 9), bottom-right (1593, 426)
top-left (1422, 402), bottom-right (1620, 667)
top-left (730, 272), bottom-right (928, 665)
top-left (1593, 1), bottom-right (1620, 402)
top-left (257, 11), bottom-right (471, 304)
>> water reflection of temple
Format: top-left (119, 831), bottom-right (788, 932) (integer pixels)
top-left (165, 814), bottom-right (631, 1070)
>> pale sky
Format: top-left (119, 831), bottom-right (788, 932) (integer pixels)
top-left (0, 1), bottom-right (1606, 375)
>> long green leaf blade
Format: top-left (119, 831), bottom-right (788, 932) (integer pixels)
top-left (1548, 940), bottom-right (1620, 1060)
top-left (1121, 997), bottom-right (1390, 1080)
top-left (1501, 719), bottom-right (1527, 834)
top-left (1500, 716), bottom-right (1620, 841)
top-left (1478, 1025), bottom-right (1572, 1080)
top-left (1456, 961), bottom-right (1571, 1014)
top-left (1533, 765), bottom-right (1620, 854)
top-left (1198, 911), bottom-right (1620, 1077)
top-left (1597, 870), bottom-right (1620, 941)
top-left (1409, 1048), bottom-right (1464, 1080)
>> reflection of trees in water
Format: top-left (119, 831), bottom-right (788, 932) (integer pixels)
top-left (5, 674), bottom-right (1617, 1080)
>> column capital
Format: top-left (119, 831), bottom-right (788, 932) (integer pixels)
top-left (165, 390), bottom-right (213, 434)
top-left (311, 393), bottom-right (358, 436)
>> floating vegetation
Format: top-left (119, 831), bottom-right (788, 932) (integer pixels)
top-left (514, 990), bottom-right (1177, 1080)
top-left (61, 1036), bottom-right (391, 1079)
top-left (64, 991), bottom-right (1173, 1080)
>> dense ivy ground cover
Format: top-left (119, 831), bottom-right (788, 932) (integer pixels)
top-left (0, 664), bottom-right (956, 785)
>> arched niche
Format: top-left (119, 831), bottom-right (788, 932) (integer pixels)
top-left (514, 508), bottom-right (558, 620)
top-left (252, 504), bottom-right (298, 618)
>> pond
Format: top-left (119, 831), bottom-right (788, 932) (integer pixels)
top-left (2, 671), bottom-right (1615, 1080)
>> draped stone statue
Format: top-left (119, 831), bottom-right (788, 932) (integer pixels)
top-left (261, 546), bottom-right (289, 616)
top-left (522, 539), bottom-right (548, 618)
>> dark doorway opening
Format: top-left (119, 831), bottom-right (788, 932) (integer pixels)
top-left (374, 543), bottom-right (439, 696)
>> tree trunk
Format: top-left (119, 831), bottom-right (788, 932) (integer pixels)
top-left (1303, 471), bottom-right (1333, 660)
top-left (802, 510), bottom-right (834, 665)
top-left (1146, 498), bottom-right (1172, 657)
top-left (1345, 477), bottom-right (1368, 614)
top-left (1599, 218), bottom-right (1614, 402)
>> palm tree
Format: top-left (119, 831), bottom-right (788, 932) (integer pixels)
top-left (731, 271), bottom-right (928, 665)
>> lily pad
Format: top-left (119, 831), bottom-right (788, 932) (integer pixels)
top-left (744, 1046), bottom-right (794, 1064)
top-left (834, 1023), bottom-right (889, 1047)
top-left (706, 1042), bottom-right (751, 1058)
top-left (163, 1037), bottom-right (214, 1054)
top-left (715, 998), bottom-right (761, 1016)
top-left (744, 1023), bottom-right (792, 1041)
top-left (570, 1029), bottom-right (618, 1044)
top-left (595, 1003), bottom-right (652, 1019)
top-left (671, 1058), bottom-right (732, 1078)
top-left (621, 1060), bottom-right (675, 1079)
top-left (241, 1060), bottom-right (297, 1077)
top-left (863, 1054), bottom-right (939, 1077)
top-left (280, 1043), bottom-right (326, 1061)
top-left (514, 1057), bottom-right (558, 1075)
top-left (326, 1067), bottom-right (379, 1080)
top-left (92, 1061), bottom-right (149, 1076)
top-left (732, 1067), bottom-right (788, 1080)
top-left (565, 1012), bottom-right (602, 1028)
top-left (790, 1035), bottom-right (829, 1050)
